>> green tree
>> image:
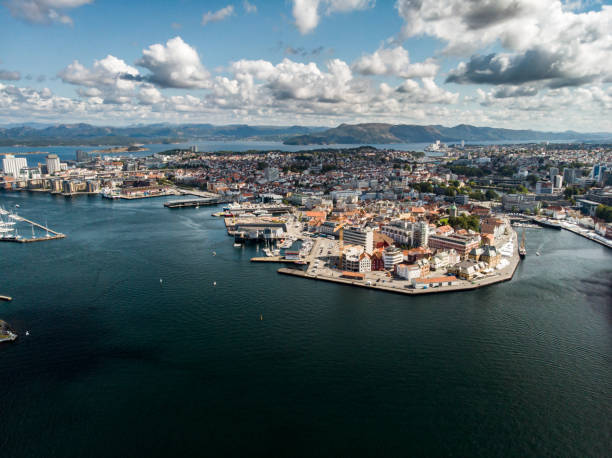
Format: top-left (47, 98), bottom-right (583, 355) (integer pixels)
top-left (485, 189), bottom-right (499, 200)
top-left (595, 205), bottom-right (612, 222)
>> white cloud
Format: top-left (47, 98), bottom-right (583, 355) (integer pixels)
top-left (292, 0), bottom-right (374, 34)
top-left (352, 46), bottom-right (438, 79)
top-left (201, 5), bottom-right (235, 26)
top-left (3, 0), bottom-right (93, 25)
top-left (59, 55), bottom-right (139, 87)
top-left (136, 36), bottom-right (211, 89)
top-left (243, 0), bottom-right (257, 13)
top-left (395, 0), bottom-right (612, 88)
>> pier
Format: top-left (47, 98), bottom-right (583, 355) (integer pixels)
top-left (164, 197), bottom-right (231, 208)
top-left (0, 215), bottom-right (65, 243)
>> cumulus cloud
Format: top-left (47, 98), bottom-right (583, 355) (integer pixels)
top-left (396, 0), bottom-right (612, 89)
top-left (201, 5), bottom-right (235, 26)
top-left (352, 46), bottom-right (438, 79)
top-left (292, 0), bottom-right (374, 34)
top-left (59, 55), bottom-right (139, 87)
top-left (0, 70), bottom-right (21, 81)
top-left (136, 36), bottom-right (211, 89)
top-left (3, 0), bottom-right (93, 25)
top-left (59, 55), bottom-right (140, 103)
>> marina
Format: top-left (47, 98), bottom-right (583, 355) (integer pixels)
top-left (0, 206), bottom-right (65, 243)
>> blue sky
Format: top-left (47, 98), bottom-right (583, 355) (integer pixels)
top-left (0, 0), bottom-right (610, 131)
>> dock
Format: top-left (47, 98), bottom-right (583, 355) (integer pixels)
top-left (0, 215), bottom-right (65, 243)
top-left (164, 197), bottom-right (231, 208)
top-left (251, 256), bottom-right (298, 264)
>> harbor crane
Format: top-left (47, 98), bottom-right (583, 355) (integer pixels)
top-left (333, 222), bottom-right (346, 268)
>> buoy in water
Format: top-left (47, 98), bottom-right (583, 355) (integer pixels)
top-left (25, 330), bottom-right (29, 336)
top-left (213, 281), bottom-right (217, 286)
top-left (260, 314), bottom-right (263, 321)
top-left (160, 278), bottom-right (163, 284)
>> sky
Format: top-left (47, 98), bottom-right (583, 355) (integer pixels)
top-left (0, 0), bottom-right (611, 131)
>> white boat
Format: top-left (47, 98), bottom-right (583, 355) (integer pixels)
top-left (233, 243), bottom-right (241, 248)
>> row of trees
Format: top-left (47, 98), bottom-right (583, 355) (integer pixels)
top-left (447, 215), bottom-right (481, 232)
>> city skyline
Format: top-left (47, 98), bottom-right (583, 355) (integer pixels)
top-left (1, 0), bottom-right (611, 131)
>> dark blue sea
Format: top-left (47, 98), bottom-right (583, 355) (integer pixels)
top-left (0, 192), bottom-right (610, 457)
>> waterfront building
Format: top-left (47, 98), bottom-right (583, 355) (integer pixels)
top-left (46, 154), bottom-right (61, 175)
top-left (480, 245), bottom-right (501, 268)
top-left (343, 248), bottom-right (371, 273)
top-left (382, 245), bottom-right (404, 270)
top-left (430, 249), bottom-right (460, 270)
top-left (481, 217), bottom-right (507, 241)
top-left (448, 260), bottom-right (486, 280)
top-left (343, 227), bottom-right (374, 254)
top-left (396, 263), bottom-right (421, 280)
top-left (411, 275), bottom-right (458, 289)
top-left (502, 194), bottom-right (540, 212)
top-left (576, 199), bottom-right (601, 217)
top-left (428, 234), bottom-right (480, 259)
top-left (1, 154), bottom-right (27, 178)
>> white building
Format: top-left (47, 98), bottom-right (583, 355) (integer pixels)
top-left (396, 263), bottom-right (421, 280)
top-left (1, 155), bottom-right (27, 177)
top-left (382, 246), bottom-right (404, 270)
top-left (343, 227), bottom-right (374, 254)
top-left (46, 154), bottom-right (61, 175)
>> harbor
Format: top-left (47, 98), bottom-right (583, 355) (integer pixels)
top-left (0, 206), bottom-right (65, 243)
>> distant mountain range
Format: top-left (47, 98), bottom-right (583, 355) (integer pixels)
top-left (0, 122), bottom-right (609, 147)
top-left (283, 123), bottom-right (612, 145)
top-left (0, 123), bottom-right (326, 146)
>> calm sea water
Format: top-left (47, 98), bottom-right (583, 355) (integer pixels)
top-left (0, 192), bottom-right (610, 457)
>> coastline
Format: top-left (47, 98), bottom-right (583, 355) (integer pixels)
top-left (277, 231), bottom-right (521, 296)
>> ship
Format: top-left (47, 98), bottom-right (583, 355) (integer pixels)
top-left (518, 228), bottom-right (527, 259)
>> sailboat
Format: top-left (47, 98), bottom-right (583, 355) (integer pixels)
top-left (518, 228), bottom-right (527, 259)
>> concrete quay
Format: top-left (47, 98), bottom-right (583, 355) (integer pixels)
top-left (278, 232), bottom-right (521, 297)
top-left (250, 256), bottom-right (299, 264)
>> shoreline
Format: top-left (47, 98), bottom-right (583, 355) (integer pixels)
top-left (277, 231), bottom-right (521, 296)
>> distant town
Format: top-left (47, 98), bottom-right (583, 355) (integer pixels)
top-left (1, 140), bottom-right (611, 294)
